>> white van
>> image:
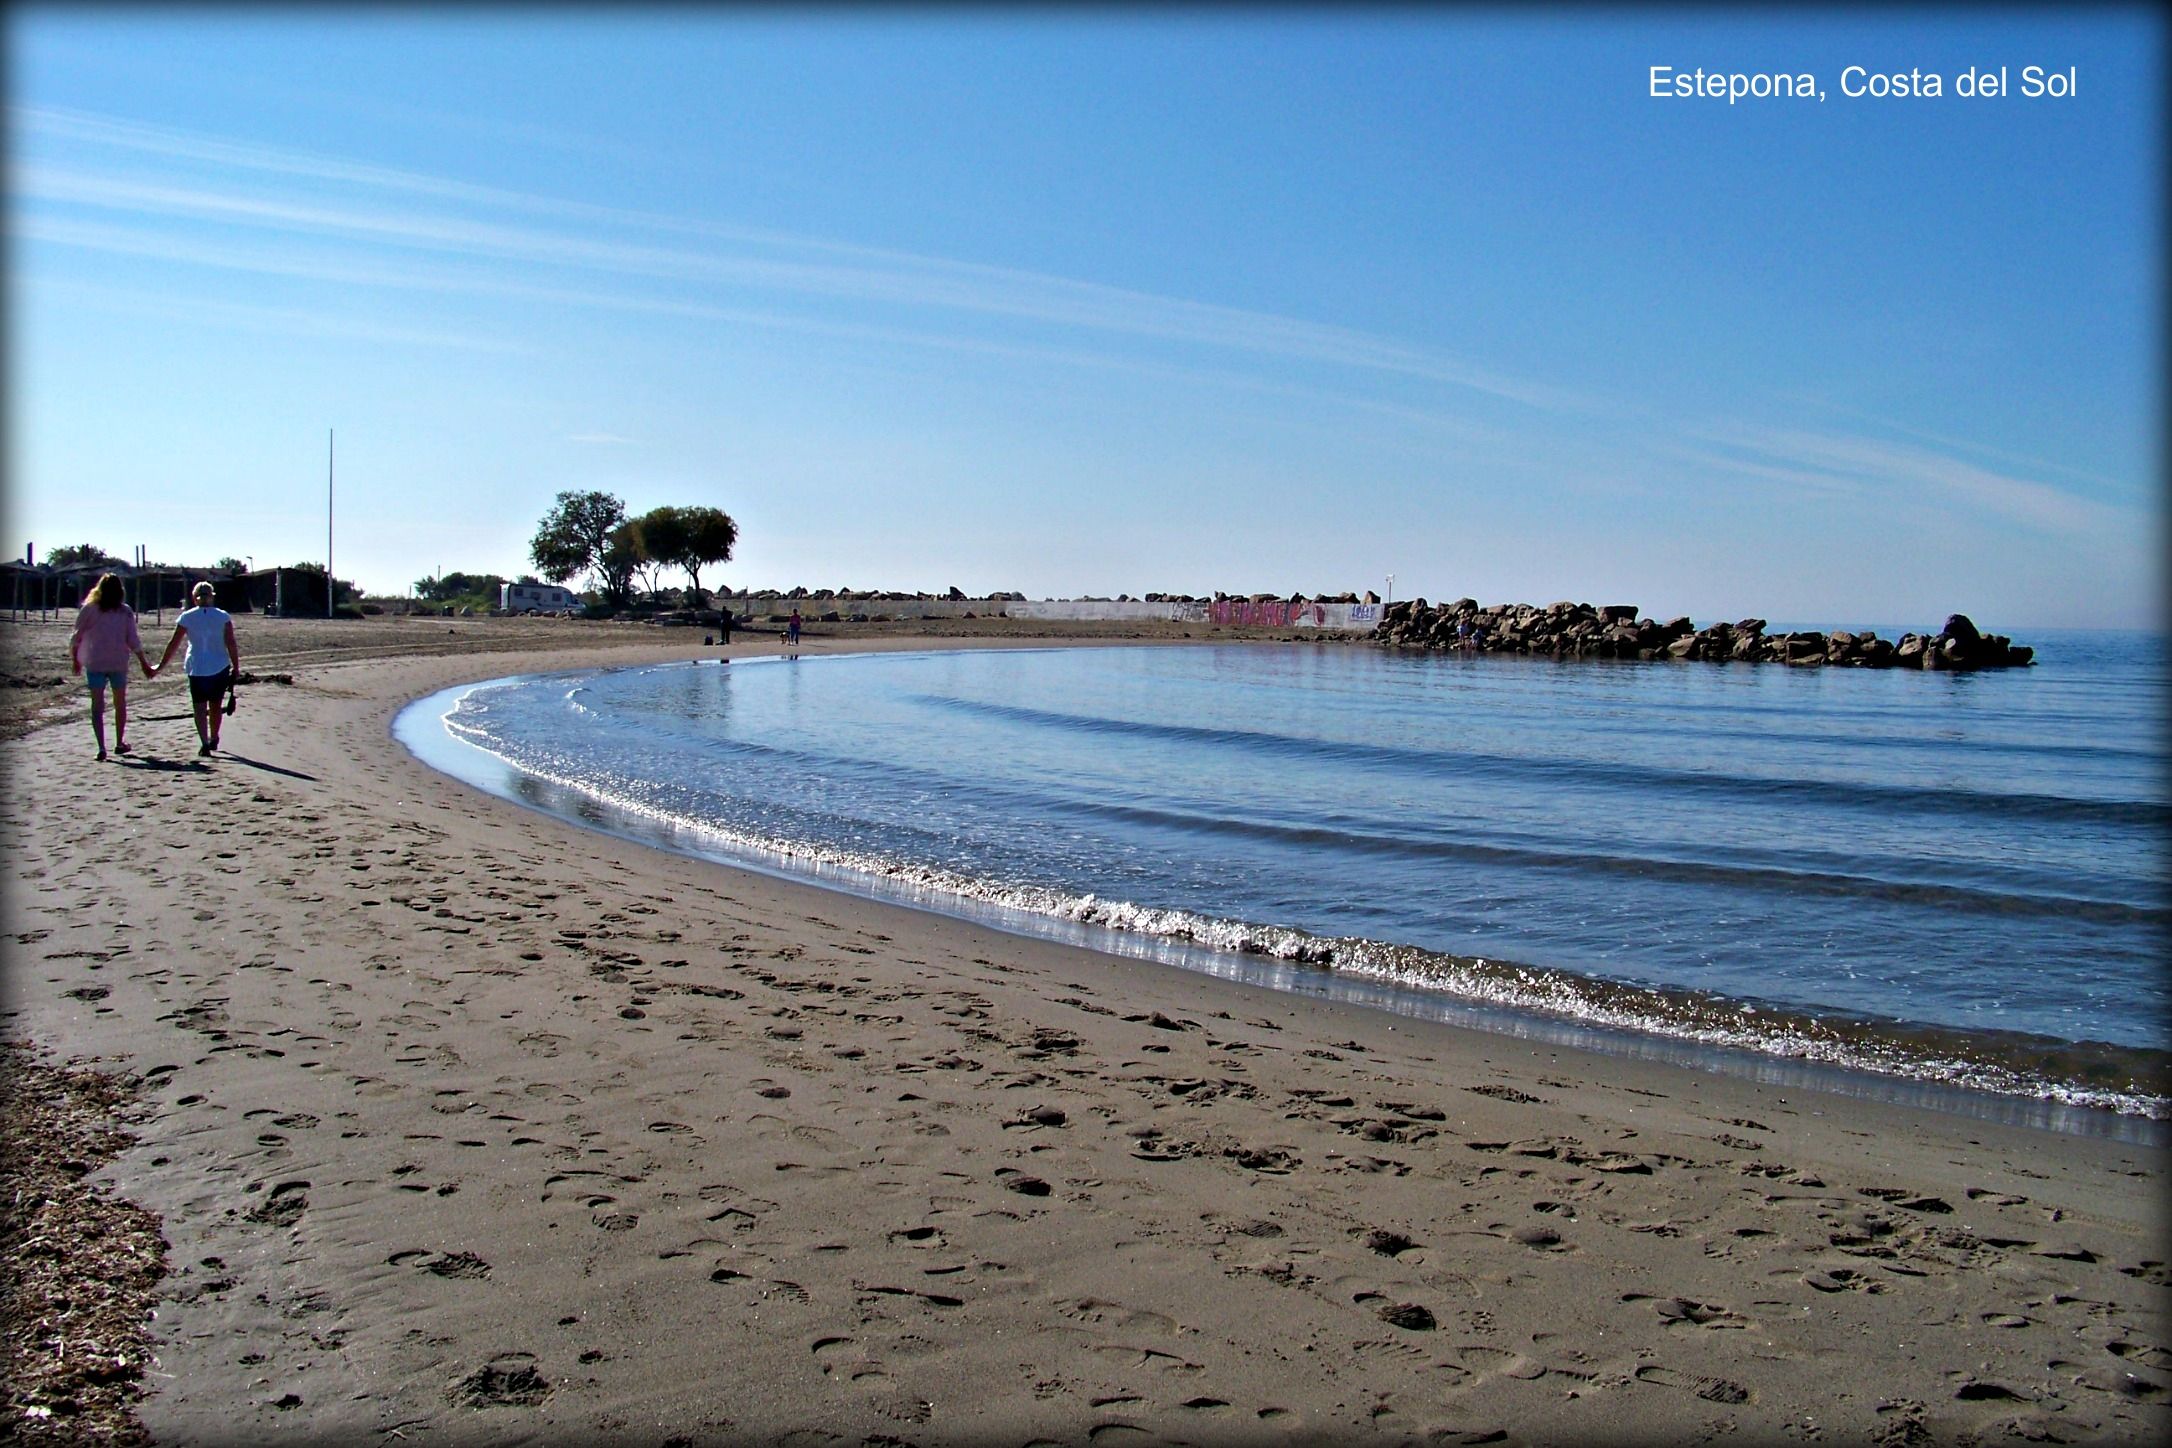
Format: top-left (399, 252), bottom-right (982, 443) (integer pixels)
top-left (500, 582), bottom-right (583, 615)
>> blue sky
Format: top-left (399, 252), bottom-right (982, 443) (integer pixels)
top-left (7, 7), bottom-right (2161, 628)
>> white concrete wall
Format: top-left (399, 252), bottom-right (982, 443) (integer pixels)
top-left (1009, 599), bottom-right (1383, 631)
top-left (738, 595), bottom-right (1384, 631)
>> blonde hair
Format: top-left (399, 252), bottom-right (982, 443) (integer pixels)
top-left (92, 574), bottom-right (124, 610)
top-left (191, 581), bottom-right (216, 603)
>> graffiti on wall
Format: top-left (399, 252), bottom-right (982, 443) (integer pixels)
top-left (1207, 599), bottom-right (1354, 628)
top-left (1006, 598), bottom-right (1377, 630)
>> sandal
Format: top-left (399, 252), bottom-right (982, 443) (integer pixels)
top-left (115, 743), bottom-right (132, 755)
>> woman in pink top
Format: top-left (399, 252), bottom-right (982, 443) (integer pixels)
top-left (70, 573), bottom-right (158, 761)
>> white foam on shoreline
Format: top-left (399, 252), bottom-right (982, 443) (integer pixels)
top-left (413, 677), bottom-right (2168, 1124)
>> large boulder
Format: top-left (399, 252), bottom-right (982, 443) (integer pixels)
top-left (1369, 597), bottom-right (2030, 670)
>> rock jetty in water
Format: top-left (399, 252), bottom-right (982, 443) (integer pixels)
top-left (1376, 600), bottom-right (2034, 670)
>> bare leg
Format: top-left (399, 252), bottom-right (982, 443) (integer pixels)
top-left (192, 692), bottom-right (212, 754)
top-left (89, 688), bottom-right (108, 759)
top-left (208, 689), bottom-right (222, 751)
top-left (112, 684), bottom-right (130, 753)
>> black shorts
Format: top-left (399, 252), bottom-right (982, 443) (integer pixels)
top-left (189, 669), bottom-right (232, 703)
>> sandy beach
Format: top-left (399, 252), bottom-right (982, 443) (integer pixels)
top-left (3, 619), bottom-right (2165, 1447)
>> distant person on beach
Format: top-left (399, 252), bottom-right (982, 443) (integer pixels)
top-left (717, 606), bottom-right (732, 645)
top-left (156, 582), bottom-right (241, 756)
top-left (70, 573), bottom-right (159, 761)
top-left (786, 608), bottom-right (801, 647)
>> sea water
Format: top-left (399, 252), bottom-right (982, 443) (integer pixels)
top-left (395, 633), bottom-right (2169, 1132)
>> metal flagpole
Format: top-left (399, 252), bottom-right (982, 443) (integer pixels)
top-left (327, 429), bottom-right (335, 619)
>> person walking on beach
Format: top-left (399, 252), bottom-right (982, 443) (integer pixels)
top-left (786, 607), bottom-right (802, 648)
top-left (156, 582), bottom-right (241, 756)
top-left (70, 573), bottom-right (159, 761)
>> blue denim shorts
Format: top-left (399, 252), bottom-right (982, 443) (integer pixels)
top-left (85, 669), bottom-right (126, 691)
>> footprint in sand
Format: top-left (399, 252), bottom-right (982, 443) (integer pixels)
top-left (246, 1180), bottom-right (310, 1228)
top-left (857, 1283), bottom-right (965, 1311)
top-left (811, 1335), bottom-right (890, 1385)
top-left (453, 1352), bottom-right (550, 1407)
top-left (1803, 1266), bottom-right (1885, 1295)
top-left (1059, 1298), bottom-right (1185, 1337)
top-left (389, 1249), bottom-right (492, 1280)
top-left (1634, 1364), bottom-right (1749, 1403)
top-left (1372, 1302), bottom-right (1438, 1331)
top-left (1621, 1293), bottom-right (1747, 1328)
top-left (1362, 1228), bottom-right (1420, 1258)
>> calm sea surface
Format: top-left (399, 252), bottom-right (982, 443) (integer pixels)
top-left (396, 632), bottom-right (2169, 1130)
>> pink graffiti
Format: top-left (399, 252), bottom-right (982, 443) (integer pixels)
top-left (1209, 599), bottom-right (1299, 627)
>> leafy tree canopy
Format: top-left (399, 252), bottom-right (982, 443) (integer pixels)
top-left (45, 543), bottom-right (117, 570)
top-left (413, 571), bottom-right (507, 604)
top-left (281, 562), bottom-right (362, 604)
top-left (598, 521), bottom-right (645, 607)
top-left (529, 490), bottom-right (626, 598)
top-left (634, 505), bottom-right (737, 603)
top-left (528, 492), bottom-right (735, 609)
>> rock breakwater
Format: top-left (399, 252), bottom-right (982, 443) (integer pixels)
top-left (1376, 600), bottom-right (2034, 670)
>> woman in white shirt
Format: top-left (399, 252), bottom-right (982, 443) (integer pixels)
top-left (157, 582), bottom-right (242, 756)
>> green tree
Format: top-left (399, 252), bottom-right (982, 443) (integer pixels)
top-left (413, 571), bottom-right (506, 605)
top-left (283, 562), bottom-right (363, 608)
top-left (635, 505), bottom-right (737, 605)
top-left (610, 516), bottom-right (667, 601)
top-left (597, 522), bottom-right (643, 609)
top-left (678, 507), bottom-right (737, 603)
top-left (215, 556), bottom-right (248, 574)
top-left (45, 543), bottom-right (116, 570)
top-left (626, 509), bottom-right (678, 601)
top-left (529, 490), bottom-right (627, 599)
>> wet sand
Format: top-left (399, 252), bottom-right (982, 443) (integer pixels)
top-left (3, 620), bottom-right (2165, 1445)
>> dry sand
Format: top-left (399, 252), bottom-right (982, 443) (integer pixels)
top-left (2, 617), bottom-right (2165, 1446)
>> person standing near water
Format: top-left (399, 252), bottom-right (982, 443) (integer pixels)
top-left (70, 573), bottom-right (159, 761)
top-left (157, 581), bottom-right (241, 756)
top-left (786, 607), bottom-right (801, 647)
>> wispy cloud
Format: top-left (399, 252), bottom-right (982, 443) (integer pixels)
top-left (11, 103), bottom-right (2141, 552)
top-left (1779, 391), bottom-right (2128, 493)
top-left (1687, 423), bottom-right (2139, 537)
top-left (12, 104), bottom-right (1578, 409)
top-left (29, 275), bottom-right (520, 353)
top-left (15, 213), bottom-right (1510, 442)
